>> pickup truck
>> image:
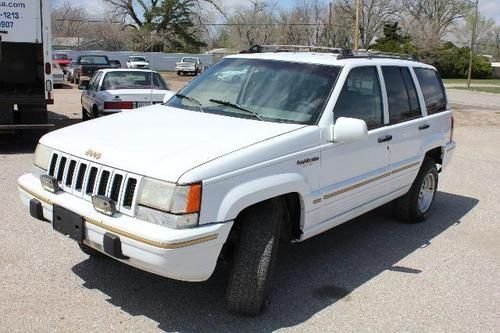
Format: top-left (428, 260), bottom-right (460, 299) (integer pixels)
top-left (18, 48), bottom-right (455, 316)
top-left (72, 55), bottom-right (112, 84)
top-left (175, 57), bottom-right (203, 75)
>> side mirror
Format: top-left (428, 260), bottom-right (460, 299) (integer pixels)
top-left (78, 83), bottom-right (88, 90)
top-left (162, 91), bottom-right (175, 103)
top-left (331, 117), bottom-right (368, 143)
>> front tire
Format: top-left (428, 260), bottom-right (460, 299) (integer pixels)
top-left (82, 107), bottom-right (90, 121)
top-left (395, 158), bottom-right (438, 223)
top-left (225, 198), bottom-right (283, 316)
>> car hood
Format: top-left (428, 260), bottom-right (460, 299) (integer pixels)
top-left (40, 106), bottom-right (304, 182)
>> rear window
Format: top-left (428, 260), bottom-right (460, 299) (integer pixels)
top-left (79, 56), bottom-right (110, 65)
top-left (101, 71), bottom-right (167, 90)
top-left (414, 68), bottom-right (447, 114)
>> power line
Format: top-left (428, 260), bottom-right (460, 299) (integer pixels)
top-left (54, 18), bottom-right (348, 27)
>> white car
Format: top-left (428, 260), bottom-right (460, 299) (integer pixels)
top-left (175, 57), bottom-right (203, 75)
top-left (52, 63), bottom-right (64, 88)
top-left (126, 56), bottom-right (150, 69)
top-left (18, 47), bottom-right (455, 316)
top-left (79, 69), bottom-right (174, 120)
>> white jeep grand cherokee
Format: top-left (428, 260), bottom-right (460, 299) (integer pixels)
top-left (18, 47), bottom-right (456, 316)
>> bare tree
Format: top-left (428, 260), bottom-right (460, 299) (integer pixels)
top-left (337, 0), bottom-right (400, 48)
top-left (51, 1), bottom-right (89, 37)
top-left (278, 0), bottom-right (328, 46)
top-left (401, 0), bottom-right (471, 51)
top-left (224, 0), bottom-right (279, 49)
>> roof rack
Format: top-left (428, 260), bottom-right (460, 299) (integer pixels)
top-left (240, 44), bottom-right (354, 56)
top-left (337, 50), bottom-right (420, 61)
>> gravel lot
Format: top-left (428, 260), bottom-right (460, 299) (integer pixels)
top-left (0, 78), bottom-right (499, 332)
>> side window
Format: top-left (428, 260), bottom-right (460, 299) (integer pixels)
top-left (334, 66), bottom-right (383, 130)
top-left (382, 66), bottom-right (421, 123)
top-left (414, 68), bottom-right (447, 114)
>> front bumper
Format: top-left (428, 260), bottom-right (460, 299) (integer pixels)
top-left (18, 173), bottom-right (233, 282)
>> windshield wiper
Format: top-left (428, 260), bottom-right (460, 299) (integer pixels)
top-left (209, 99), bottom-right (263, 121)
top-left (174, 93), bottom-right (204, 112)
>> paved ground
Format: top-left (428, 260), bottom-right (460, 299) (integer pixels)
top-left (0, 78), bottom-right (499, 332)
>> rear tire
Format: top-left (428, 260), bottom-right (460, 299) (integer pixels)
top-left (78, 243), bottom-right (107, 258)
top-left (395, 158), bottom-right (438, 223)
top-left (225, 198), bottom-right (283, 316)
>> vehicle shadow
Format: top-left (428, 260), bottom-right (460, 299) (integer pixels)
top-left (71, 191), bottom-right (478, 332)
top-left (0, 111), bottom-right (80, 154)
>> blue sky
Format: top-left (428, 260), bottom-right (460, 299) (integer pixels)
top-left (53, 0), bottom-right (500, 24)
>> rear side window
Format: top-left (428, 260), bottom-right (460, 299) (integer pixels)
top-left (414, 68), bottom-right (447, 114)
top-left (382, 66), bottom-right (421, 123)
top-left (334, 66), bottom-right (383, 130)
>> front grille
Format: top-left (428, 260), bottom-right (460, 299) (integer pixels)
top-left (47, 152), bottom-right (140, 215)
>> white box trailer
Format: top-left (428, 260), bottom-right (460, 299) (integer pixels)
top-left (0, 0), bottom-right (53, 131)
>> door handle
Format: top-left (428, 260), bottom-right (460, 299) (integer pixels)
top-left (419, 124), bottom-right (430, 130)
top-left (378, 134), bottom-right (392, 143)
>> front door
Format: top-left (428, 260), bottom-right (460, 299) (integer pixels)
top-left (318, 66), bottom-right (391, 227)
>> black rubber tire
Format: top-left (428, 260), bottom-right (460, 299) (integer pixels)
top-left (177, 71), bottom-right (181, 76)
top-left (78, 243), bottom-right (107, 258)
top-left (82, 107), bottom-right (90, 121)
top-left (395, 158), bottom-right (438, 223)
top-left (225, 198), bottom-right (283, 316)
top-left (92, 106), bottom-right (99, 118)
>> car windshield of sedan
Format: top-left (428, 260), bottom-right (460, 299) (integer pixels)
top-left (101, 71), bottom-right (167, 90)
top-left (130, 57), bottom-right (147, 62)
top-left (166, 58), bottom-right (340, 125)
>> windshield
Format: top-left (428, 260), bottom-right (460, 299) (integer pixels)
top-left (166, 58), bottom-right (340, 124)
top-left (79, 56), bottom-right (110, 65)
top-left (53, 54), bottom-right (68, 60)
top-left (130, 57), bottom-right (147, 62)
top-left (101, 71), bottom-right (167, 90)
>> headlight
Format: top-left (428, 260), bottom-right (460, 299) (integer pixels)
top-left (33, 144), bottom-right (52, 170)
top-left (137, 177), bottom-right (176, 212)
top-left (136, 178), bottom-right (202, 228)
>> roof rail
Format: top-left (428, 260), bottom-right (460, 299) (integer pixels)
top-left (337, 50), bottom-right (420, 61)
top-left (240, 44), bottom-right (354, 56)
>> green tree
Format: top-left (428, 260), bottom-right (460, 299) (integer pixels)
top-left (371, 22), bottom-right (417, 55)
top-left (104, 0), bottom-right (223, 51)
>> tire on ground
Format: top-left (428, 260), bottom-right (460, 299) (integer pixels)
top-left (395, 158), bottom-right (438, 223)
top-left (225, 197), bottom-right (283, 316)
top-left (81, 107), bottom-right (89, 121)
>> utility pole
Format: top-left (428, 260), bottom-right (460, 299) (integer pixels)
top-left (328, 2), bottom-right (332, 47)
top-left (467, 0), bottom-right (479, 89)
top-left (354, 0), bottom-right (360, 52)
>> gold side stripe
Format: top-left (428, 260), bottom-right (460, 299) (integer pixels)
top-left (313, 198), bottom-right (322, 204)
top-left (84, 217), bottom-right (218, 249)
top-left (323, 161), bottom-right (420, 200)
top-left (19, 184), bottom-right (218, 249)
top-left (19, 184), bottom-right (53, 205)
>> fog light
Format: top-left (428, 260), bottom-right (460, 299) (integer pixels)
top-left (40, 174), bottom-right (59, 193)
top-left (92, 195), bottom-right (116, 216)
